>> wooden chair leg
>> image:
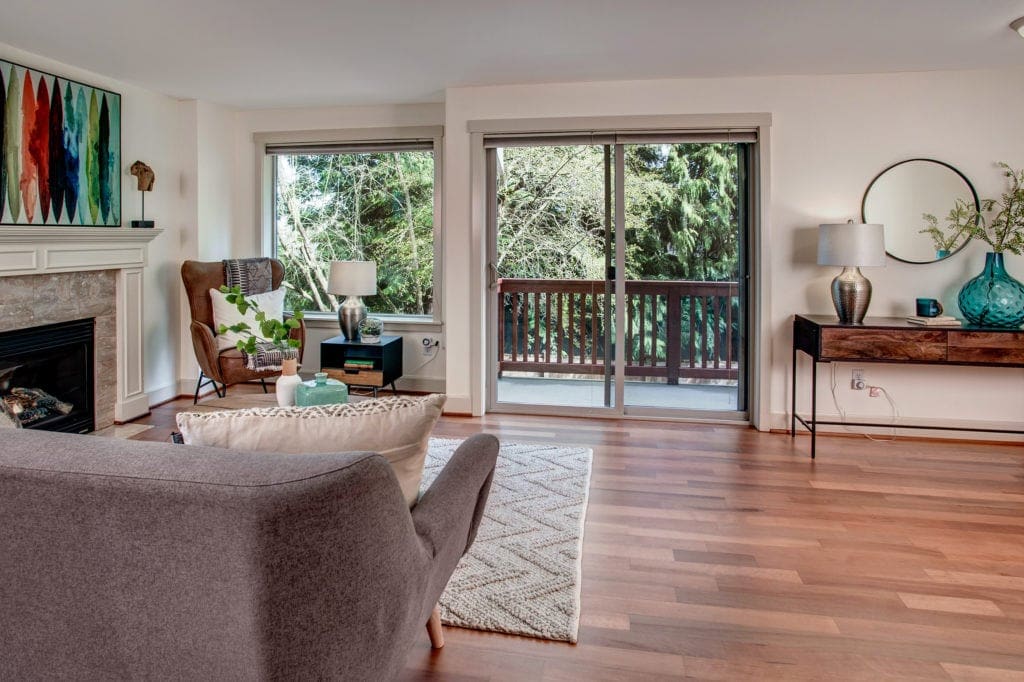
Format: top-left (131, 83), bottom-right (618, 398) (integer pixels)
top-left (426, 604), bottom-right (444, 649)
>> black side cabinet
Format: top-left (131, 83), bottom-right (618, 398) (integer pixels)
top-left (321, 335), bottom-right (403, 397)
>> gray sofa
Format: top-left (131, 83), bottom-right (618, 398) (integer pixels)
top-left (0, 429), bottom-right (498, 680)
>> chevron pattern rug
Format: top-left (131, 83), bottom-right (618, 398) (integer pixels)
top-left (422, 438), bottom-right (593, 643)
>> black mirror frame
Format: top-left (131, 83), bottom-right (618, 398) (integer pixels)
top-left (861, 157), bottom-right (980, 265)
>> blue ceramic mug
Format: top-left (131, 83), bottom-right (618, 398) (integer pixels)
top-left (916, 298), bottom-right (943, 317)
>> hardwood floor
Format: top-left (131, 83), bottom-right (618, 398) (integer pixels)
top-left (133, 389), bottom-right (1024, 680)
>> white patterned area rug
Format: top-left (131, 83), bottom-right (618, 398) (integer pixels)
top-left (421, 438), bottom-right (593, 643)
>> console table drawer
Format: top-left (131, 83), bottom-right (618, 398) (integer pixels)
top-left (820, 328), bottom-right (946, 361)
top-left (948, 331), bottom-right (1024, 365)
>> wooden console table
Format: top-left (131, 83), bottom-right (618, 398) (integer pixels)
top-left (792, 314), bottom-right (1024, 458)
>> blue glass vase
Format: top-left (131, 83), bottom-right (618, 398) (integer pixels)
top-left (957, 252), bottom-right (1024, 328)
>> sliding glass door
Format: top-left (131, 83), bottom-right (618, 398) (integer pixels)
top-left (620, 141), bottom-right (747, 415)
top-left (489, 142), bottom-right (616, 411)
top-left (487, 134), bottom-right (751, 419)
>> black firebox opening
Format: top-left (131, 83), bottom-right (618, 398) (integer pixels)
top-left (0, 318), bottom-right (95, 434)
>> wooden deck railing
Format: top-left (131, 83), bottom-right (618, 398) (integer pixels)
top-left (498, 278), bottom-right (740, 383)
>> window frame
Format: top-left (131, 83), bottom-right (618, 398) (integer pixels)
top-left (255, 125), bottom-right (444, 325)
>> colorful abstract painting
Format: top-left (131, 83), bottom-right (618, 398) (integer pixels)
top-left (0, 59), bottom-right (120, 226)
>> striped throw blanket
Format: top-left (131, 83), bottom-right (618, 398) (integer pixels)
top-left (223, 258), bottom-right (298, 372)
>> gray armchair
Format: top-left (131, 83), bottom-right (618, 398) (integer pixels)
top-left (0, 430), bottom-right (498, 680)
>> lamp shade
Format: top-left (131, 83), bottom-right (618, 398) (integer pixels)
top-left (817, 223), bottom-right (886, 267)
top-left (328, 261), bottom-right (377, 296)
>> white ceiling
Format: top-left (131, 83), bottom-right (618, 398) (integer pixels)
top-left (1, 0), bottom-right (1023, 109)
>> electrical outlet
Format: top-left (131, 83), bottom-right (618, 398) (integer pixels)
top-left (421, 337), bottom-right (440, 355)
top-left (869, 386), bottom-right (881, 398)
top-left (851, 369), bottom-right (866, 390)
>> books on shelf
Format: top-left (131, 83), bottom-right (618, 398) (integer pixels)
top-left (905, 315), bottom-right (962, 326)
top-left (343, 359), bottom-right (375, 369)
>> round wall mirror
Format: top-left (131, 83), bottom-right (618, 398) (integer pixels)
top-left (861, 158), bottom-right (978, 264)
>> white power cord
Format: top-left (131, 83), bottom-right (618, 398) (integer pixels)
top-left (407, 343), bottom-right (441, 375)
top-left (829, 363), bottom-right (899, 443)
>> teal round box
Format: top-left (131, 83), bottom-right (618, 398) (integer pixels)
top-left (295, 372), bottom-right (349, 407)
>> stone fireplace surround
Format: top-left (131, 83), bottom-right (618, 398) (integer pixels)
top-left (0, 227), bottom-right (162, 429)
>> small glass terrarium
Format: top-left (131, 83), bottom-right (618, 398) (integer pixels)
top-left (359, 317), bottom-right (383, 343)
top-left (295, 372), bottom-right (349, 407)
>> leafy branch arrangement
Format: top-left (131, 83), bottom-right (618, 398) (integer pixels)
top-left (921, 198), bottom-right (974, 253)
top-left (217, 285), bottom-right (303, 353)
top-left (938, 163), bottom-right (1024, 256)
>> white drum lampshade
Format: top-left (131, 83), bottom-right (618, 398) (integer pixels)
top-left (328, 260), bottom-right (377, 296)
top-left (817, 223), bottom-right (886, 267)
top-left (817, 222), bottom-right (886, 325)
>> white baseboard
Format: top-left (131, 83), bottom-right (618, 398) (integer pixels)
top-left (115, 393), bottom-right (151, 422)
top-left (443, 394), bottom-right (473, 415)
top-left (769, 410), bottom-right (1024, 443)
top-left (148, 381), bottom-right (193, 407)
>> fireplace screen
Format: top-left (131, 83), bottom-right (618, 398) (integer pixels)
top-left (0, 319), bottom-right (95, 433)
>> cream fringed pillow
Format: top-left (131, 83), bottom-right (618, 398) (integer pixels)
top-left (175, 394), bottom-right (446, 507)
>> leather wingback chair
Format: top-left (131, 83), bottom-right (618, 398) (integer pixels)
top-left (181, 260), bottom-right (306, 402)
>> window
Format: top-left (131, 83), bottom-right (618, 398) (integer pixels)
top-left (265, 133), bottom-right (440, 318)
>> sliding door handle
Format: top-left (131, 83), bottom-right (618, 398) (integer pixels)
top-left (488, 262), bottom-right (500, 291)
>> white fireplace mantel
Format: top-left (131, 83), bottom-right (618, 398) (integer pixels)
top-left (0, 227), bottom-right (163, 275)
top-left (0, 227), bottom-right (164, 422)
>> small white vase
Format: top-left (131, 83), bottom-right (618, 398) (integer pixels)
top-left (276, 358), bottom-right (302, 407)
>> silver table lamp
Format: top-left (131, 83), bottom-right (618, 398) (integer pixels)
top-left (818, 222), bottom-right (886, 324)
top-left (328, 260), bottom-right (377, 341)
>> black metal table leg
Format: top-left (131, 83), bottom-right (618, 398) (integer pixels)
top-left (791, 344), bottom-right (797, 437)
top-left (810, 360), bottom-right (817, 459)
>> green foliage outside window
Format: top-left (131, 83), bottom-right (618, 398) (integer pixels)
top-left (495, 143), bottom-right (740, 282)
top-left (273, 141), bottom-right (742, 366)
top-left (274, 150), bottom-right (434, 316)
top-left (495, 143), bottom-right (743, 366)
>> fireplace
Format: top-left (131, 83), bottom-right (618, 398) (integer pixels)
top-left (0, 229), bottom-right (160, 425)
top-left (0, 319), bottom-right (95, 434)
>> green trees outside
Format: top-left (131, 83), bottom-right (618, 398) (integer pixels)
top-left (495, 143), bottom-right (741, 282)
top-left (273, 142), bottom-right (741, 341)
top-left (494, 142), bottom-right (743, 369)
top-left (625, 143), bottom-right (740, 282)
top-left (274, 151), bottom-right (434, 316)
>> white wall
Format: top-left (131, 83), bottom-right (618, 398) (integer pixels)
top-left (0, 42), bottom-right (193, 407)
top-left (227, 103), bottom-right (447, 392)
top-left (172, 99), bottom-right (240, 394)
top-left (443, 69), bottom-right (1024, 430)
top-left (196, 100), bottom-right (237, 260)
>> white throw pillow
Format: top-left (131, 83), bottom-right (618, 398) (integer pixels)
top-left (175, 394), bottom-right (446, 507)
top-left (209, 288), bottom-right (285, 352)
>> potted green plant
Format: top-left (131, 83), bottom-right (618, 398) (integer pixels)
top-left (920, 198), bottom-right (974, 259)
top-left (218, 285), bottom-right (305, 404)
top-left (944, 163), bottom-right (1024, 328)
top-left (359, 317), bottom-right (383, 343)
